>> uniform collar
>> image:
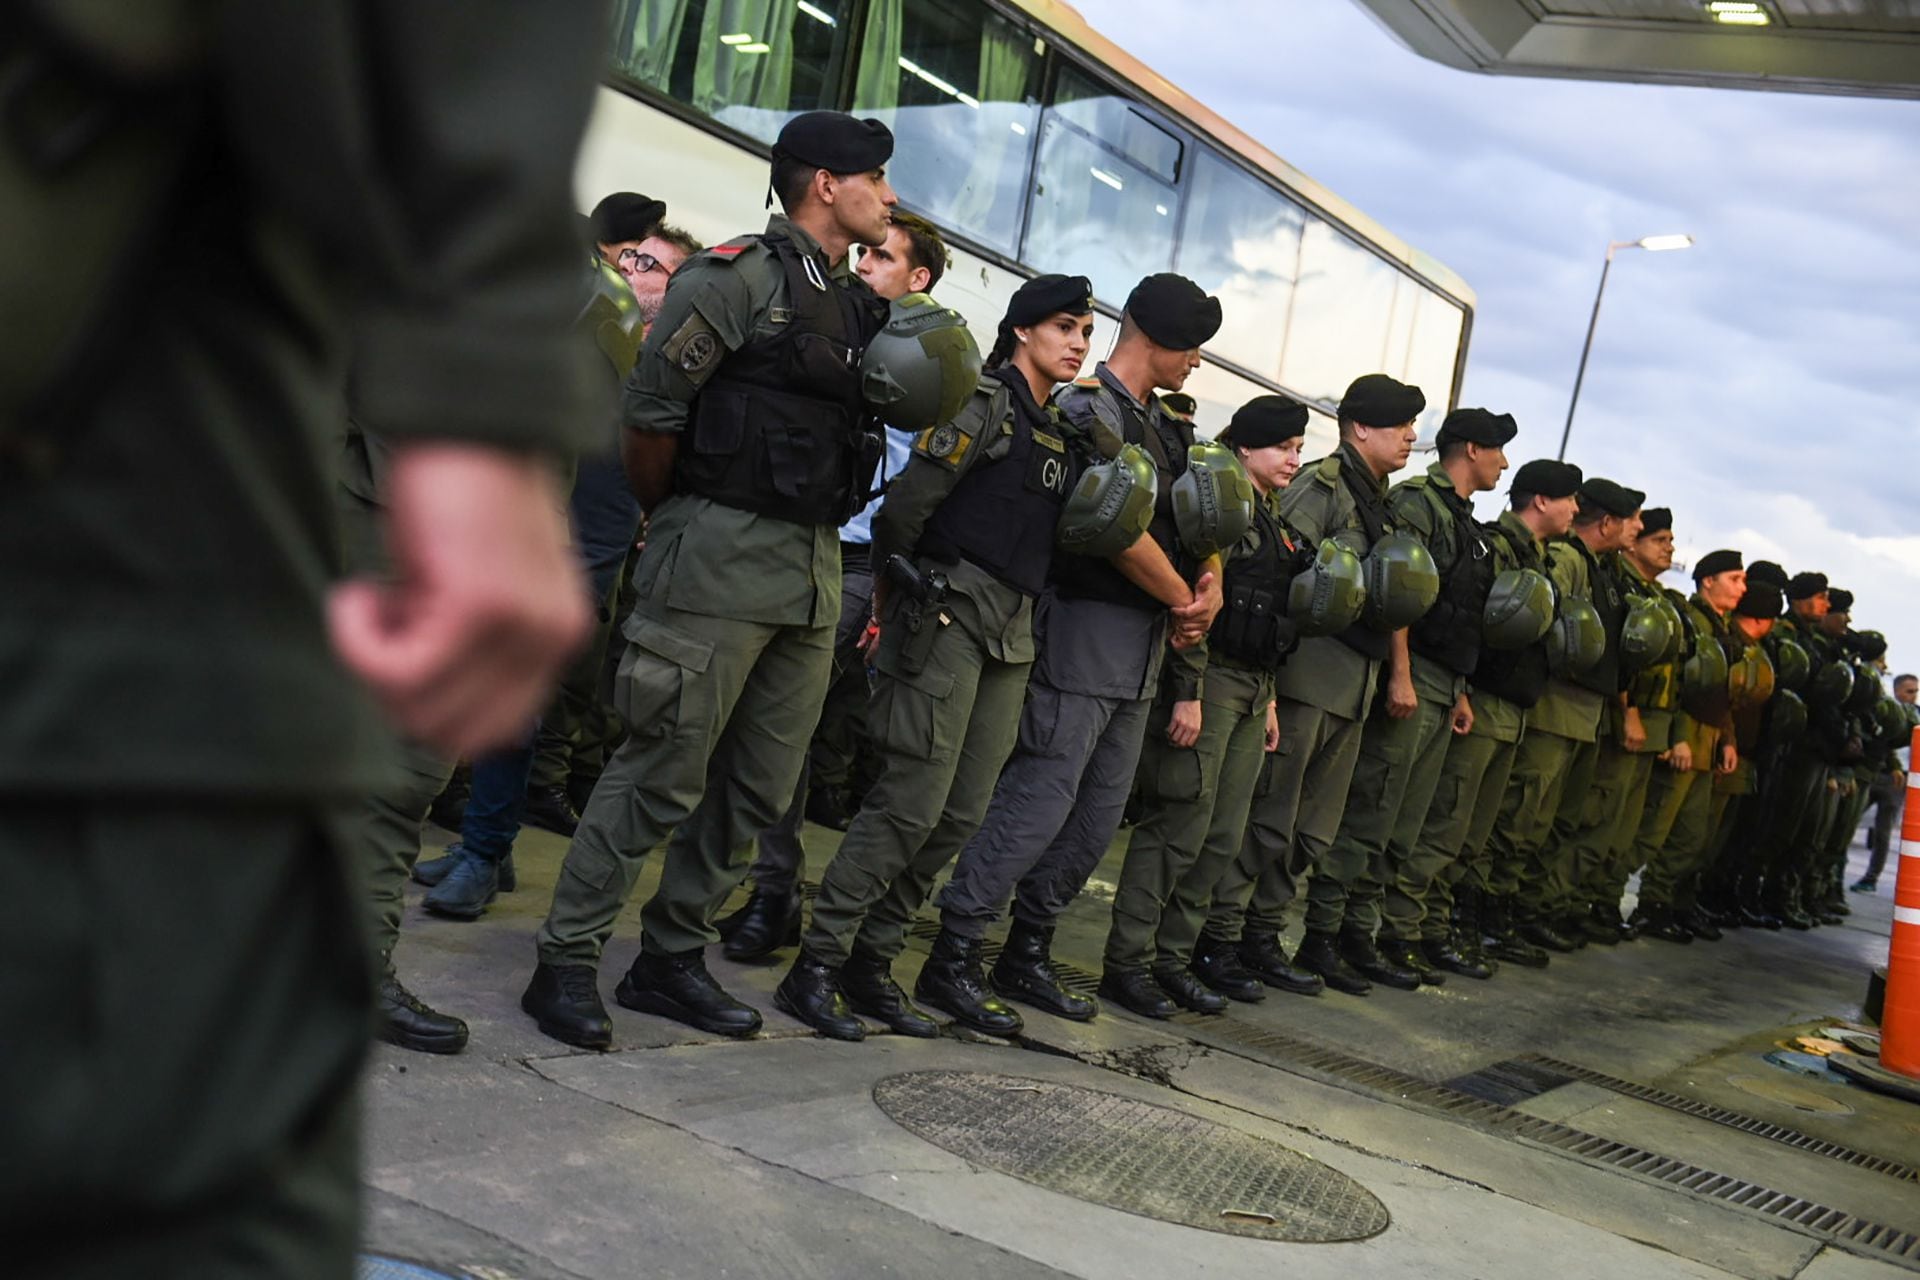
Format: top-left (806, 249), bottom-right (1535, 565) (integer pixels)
top-left (1499, 508), bottom-right (1541, 545)
top-left (764, 213), bottom-right (851, 280)
top-left (1094, 362), bottom-right (1149, 414)
top-left (1424, 459), bottom-right (1470, 508)
top-left (1337, 440), bottom-right (1388, 495)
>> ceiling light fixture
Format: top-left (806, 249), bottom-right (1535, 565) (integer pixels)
top-left (1703, 2), bottom-right (1771, 25)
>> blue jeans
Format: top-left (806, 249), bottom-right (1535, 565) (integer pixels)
top-left (460, 734), bottom-right (536, 862)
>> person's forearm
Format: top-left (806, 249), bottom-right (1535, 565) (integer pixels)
top-left (1112, 535), bottom-right (1193, 608)
top-left (621, 429), bottom-right (678, 511)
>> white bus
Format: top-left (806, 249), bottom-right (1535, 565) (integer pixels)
top-left (579, 0), bottom-right (1474, 454)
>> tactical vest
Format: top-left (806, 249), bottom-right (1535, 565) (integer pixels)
top-left (919, 369), bottom-right (1072, 598)
top-left (1049, 376), bottom-right (1191, 611)
top-left (1209, 500), bottom-right (1305, 669)
top-left (1400, 476), bottom-right (1494, 677)
top-left (1624, 574), bottom-right (1688, 712)
top-left (1470, 521), bottom-right (1551, 709)
top-left (676, 233), bottom-right (886, 525)
top-left (1561, 536), bottom-right (1627, 697)
top-left (1319, 452), bottom-right (1392, 662)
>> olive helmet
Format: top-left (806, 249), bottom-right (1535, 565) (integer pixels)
top-left (1770, 636), bottom-right (1811, 691)
top-left (1809, 659), bottom-right (1856, 711)
top-left (860, 292), bottom-right (983, 431)
top-left (1171, 439), bottom-right (1255, 559)
top-left (1482, 568), bottom-right (1555, 651)
top-left (1769, 687), bottom-right (1808, 746)
top-left (1619, 593), bottom-right (1675, 670)
top-left (1359, 530), bottom-right (1440, 631)
top-left (1287, 538), bottom-right (1368, 637)
top-left (1055, 442), bottom-right (1156, 558)
top-left (1546, 595), bottom-right (1605, 675)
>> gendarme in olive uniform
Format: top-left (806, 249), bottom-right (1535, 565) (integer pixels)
top-left (1198, 373), bottom-right (1429, 996)
top-left (771, 275), bottom-right (1093, 1042)
top-left (526, 112), bottom-right (895, 1048)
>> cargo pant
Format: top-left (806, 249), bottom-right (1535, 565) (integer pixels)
top-left (537, 587), bottom-right (835, 963)
top-left (1590, 749), bottom-right (1657, 907)
top-left (1631, 763), bottom-right (1707, 907)
top-left (1201, 698), bottom-right (1365, 943)
top-left (1106, 663), bottom-right (1274, 972)
top-left (1557, 736), bottom-right (1636, 913)
top-left (1485, 727), bottom-right (1581, 902)
top-left (1520, 735), bottom-right (1601, 920)
top-left (1335, 689), bottom-right (1453, 942)
top-left (802, 600), bottom-right (1029, 967)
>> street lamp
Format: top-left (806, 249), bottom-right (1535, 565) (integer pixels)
top-left (1557, 234), bottom-right (1695, 461)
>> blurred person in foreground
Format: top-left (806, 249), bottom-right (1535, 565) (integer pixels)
top-left (0, 4), bottom-right (602, 1275)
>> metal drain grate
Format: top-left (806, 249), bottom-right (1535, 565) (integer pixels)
top-left (357, 1258), bottom-right (462, 1280)
top-left (1446, 1057), bottom-right (1580, 1106)
top-left (873, 1070), bottom-right (1391, 1243)
top-left (1167, 1015), bottom-right (1920, 1270)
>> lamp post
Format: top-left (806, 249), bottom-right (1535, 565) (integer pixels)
top-left (1557, 234), bottom-right (1694, 461)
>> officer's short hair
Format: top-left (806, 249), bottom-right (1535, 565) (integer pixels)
top-left (1573, 493), bottom-right (1608, 525)
top-left (1897, 672), bottom-right (1917, 687)
top-left (772, 155), bottom-right (817, 212)
top-left (649, 222), bottom-right (703, 262)
top-left (889, 210), bottom-right (949, 293)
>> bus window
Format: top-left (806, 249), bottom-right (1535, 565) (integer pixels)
top-left (1404, 288), bottom-right (1465, 436)
top-left (850, 0), bottom-right (1043, 257)
top-left (1024, 64), bottom-right (1182, 307)
top-left (610, 0), bottom-right (856, 145)
top-left (1177, 149), bottom-right (1306, 383)
top-left (1278, 218), bottom-right (1398, 407)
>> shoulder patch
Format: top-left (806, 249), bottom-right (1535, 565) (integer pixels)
top-left (914, 422), bottom-right (973, 469)
top-left (706, 236), bottom-right (755, 260)
top-left (1313, 454), bottom-right (1342, 486)
top-left (661, 309), bottom-right (725, 385)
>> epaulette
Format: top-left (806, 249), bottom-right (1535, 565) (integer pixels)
top-left (702, 236), bottom-right (758, 263)
top-left (1312, 454), bottom-right (1342, 486)
top-left (1072, 376), bottom-right (1101, 388)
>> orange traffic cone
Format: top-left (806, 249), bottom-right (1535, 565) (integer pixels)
top-left (1882, 726), bottom-right (1920, 1078)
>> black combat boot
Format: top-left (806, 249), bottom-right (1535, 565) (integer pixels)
top-left (1341, 928), bottom-right (1421, 990)
top-left (1377, 936), bottom-right (1444, 986)
top-left (917, 928), bottom-right (1023, 1036)
top-left (1191, 935), bottom-right (1269, 1002)
top-left (1481, 895), bottom-right (1549, 967)
top-left (1236, 932), bottom-right (1323, 996)
top-left (412, 842), bottom-right (516, 892)
top-left (1097, 968), bottom-right (1177, 1019)
top-left (1448, 887), bottom-right (1499, 974)
top-left (989, 920), bottom-right (1097, 1021)
top-left (421, 849), bottom-right (500, 920)
top-left (1579, 902), bottom-right (1622, 946)
top-left (522, 783), bottom-right (581, 837)
top-left (522, 962), bottom-right (613, 1050)
top-left (1628, 900), bottom-right (1692, 944)
top-left (1152, 964), bottom-right (1229, 1014)
top-left (1422, 933), bottom-right (1492, 980)
top-left (717, 886), bottom-right (803, 962)
top-left (841, 948), bottom-right (938, 1038)
top-left (1516, 911), bottom-right (1578, 954)
top-left (616, 948), bottom-right (763, 1037)
top-left (377, 977), bottom-right (469, 1055)
top-left (1678, 904), bottom-right (1723, 941)
top-left (773, 953), bottom-right (866, 1042)
top-left (1294, 930), bottom-right (1372, 996)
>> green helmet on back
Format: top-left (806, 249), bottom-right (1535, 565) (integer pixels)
top-left (1728, 644), bottom-right (1775, 711)
top-left (1679, 633), bottom-right (1731, 720)
top-left (1288, 538), bottom-right (1367, 637)
top-left (1171, 439), bottom-right (1255, 559)
top-left (1768, 687), bottom-right (1808, 746)
top-left (1847, 663), bottom-right (1884, 716)
top-left (1359, 530), bottom-right (1440, 630)
top-left (861, 293), bottom-right (983, 431)
top-left (1651, 593), bottom-right (1687, 665)
top-left (1056, 442), bottom-right (1156, 558)
top-left (1874, 696), bottom-right (1911, 746)
top-left (1619, 593), bottom-right (1674, 671)
top-left (1770, 636), bottom-right (1811, 691)
top-left (1546, 595), bottom-right (1605, 676)
top-left (1482, 568), bottom-right (1554, 651)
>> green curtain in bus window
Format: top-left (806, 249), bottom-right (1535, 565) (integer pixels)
top-left (694, 0), bottom-right (801, 126)
top-left (610, 0), bottom-right (690, 91)
top-left (850, 0), bottom-right (1037, 257)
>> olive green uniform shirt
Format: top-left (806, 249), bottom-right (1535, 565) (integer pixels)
top-left (623, 214), bottom-right (845, 628)
top-left (1528, 535), bottom-right (1605, 743)
top-left (1274, 442), bottom-right (1386, 720)
top-left (1388, 460), bottom-right (1471, 706)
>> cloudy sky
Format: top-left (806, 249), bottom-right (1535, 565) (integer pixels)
top-left (1075, 0), bottom-right (1920, 676)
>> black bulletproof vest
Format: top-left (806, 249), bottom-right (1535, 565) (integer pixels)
top-left (1334, 452), bottom-right (1392, 661)
top-left (1406, 480), bottom-right (1495, 677)
top-left (919, 366), bottom-right (1072, 598)
top-left (677, 233), bottom-right (886, 524)
top-left (1050, 375), bottom-right (1191, 611)
top-left (1470, 522), bottom-right (1550, 709)
top-left (1565, 536), bottom-right (1627, 696)
top-left (1209, 499), bottom-right (1304, 669)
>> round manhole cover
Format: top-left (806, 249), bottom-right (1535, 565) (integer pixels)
top-left (1727, 1075), bottom-right (1854, 1115)
top-left (872, 1070), bottom-right (1390, 1243)
top-left (358, 1258), bottom-right (462, 1280)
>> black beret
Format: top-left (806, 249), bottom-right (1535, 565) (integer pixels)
top-left (590, 192), bottom-right (666, 245)
top-left (1579, 477), bottom-right (1645, 519)
top-left (1160, 393), bottom-right (1198, 421)
top-left (1693, 549), bottom-right (1743, 581)
top-left (1636, 507), bottom-right (1672, 537)
top-left (772, 111), bottom-right (894, 173)
top-left (1339, 374), bottom-right (1426, 428)
top-left (1434, 407), bottom-right (1517, 449)
top-left (1734, 583), bottom-right (1782, 620)
top-left (1849, 629), bottom-right (1887, 660)
top-left (1828, 588), bottom-right (1854, 613)
top-left (1225, 395), bottom-right (1310, 449)
top-left (1125, 273), bottom-right (1222, 351)
top-left (1511, 458), bottom-right (1582, 500)
top-left (1748, 559), bottom-right (1788, 590)
top-left (1004, 273), bottom-right (1093, 327)
top-left (1786, 571), bottom-right (1829, 601)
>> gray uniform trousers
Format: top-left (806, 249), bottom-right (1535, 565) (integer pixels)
top-left (1593, 750), bottom-right (1658, 904)
top-left (1419, 730), bottom-right (1514, 937)
top-left (358, 738), bottom-right (456, 975)
top-left (537, 593), bottom-right (835, 964)
top-left (747, 550), bottom-right (876, 897)
top-left (934, 682), bottom-right (1154, 938)
top-left (802, 609), bottom-right (1031, 967)
top-left (1556, 734), bottom-right (1636, 911)
top-left (1318, 690), bottom-right (1454, 939)
top-left (1202, 698), bottom-right (1365, 942)
top-left (1106, 663), bottom-right (1274, 972)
